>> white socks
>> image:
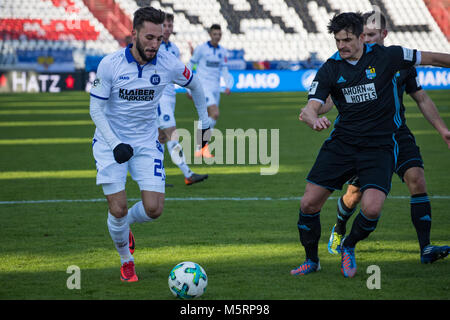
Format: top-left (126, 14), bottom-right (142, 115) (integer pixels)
top-left (107, 212), bottom-right (132, 264)
top-left (108, 202), bottom-right (157, 264)
top-left (208, 116), bottom-right (216, 130)
top-left (167, 140), bottom-right (193, 178)
top-left (127, 201), bottom-right (153, 225)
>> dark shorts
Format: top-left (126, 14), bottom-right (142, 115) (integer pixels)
top-left (306, 137), bottom-right (395, 195)
top-left (394, 125), bottom-right (424, 180)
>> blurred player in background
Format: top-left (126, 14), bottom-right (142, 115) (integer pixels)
top-left (187, 24), bottom-right (232, 158)
top-left (158, 13), bottom-right (208, 185)
top-left (326, 10), bottom-right (450, 264)
top-left (89, 7), bottom-right (210, 282)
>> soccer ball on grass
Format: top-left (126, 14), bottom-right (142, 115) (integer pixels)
top-left (168, 261), bottom-right (208, 299)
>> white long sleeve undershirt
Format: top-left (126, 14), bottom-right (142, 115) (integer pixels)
top-left (89, 96), bottom-right (121, 150)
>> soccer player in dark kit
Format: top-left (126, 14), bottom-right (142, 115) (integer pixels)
top-left (325, 11), bottom-right (450, 265)
top-left (291, 12), bottom-right (450, 278)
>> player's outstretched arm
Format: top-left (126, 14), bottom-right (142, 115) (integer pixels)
top-left (299, 99), bottom-right (331, 131)
top-left (420, 52), bottom-right (450, 68)
top-left (410, 89), bottom-right (450, 149)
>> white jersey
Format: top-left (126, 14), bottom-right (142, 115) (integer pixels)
top-left (188, 41), bottom-right (230, 90)
top-left (90, 44), bottom-right (193, 147)
top-left (160, 40), bottom-right (180, 98)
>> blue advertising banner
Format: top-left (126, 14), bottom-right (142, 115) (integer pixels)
top-left (16, 49), bottom-right (75, 72)
top-left (177, 67), bottom-right (450, 92)
top-left (416, 67), bottom-right (450, 90)
top-left (228, 69), bottom-right (317, 92)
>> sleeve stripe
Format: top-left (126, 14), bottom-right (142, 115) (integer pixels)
top-left (182, 73), bottom-right (194, 87)
top-left (90, 93), bottom-right (109, 100)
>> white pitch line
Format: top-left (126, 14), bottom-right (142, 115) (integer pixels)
top-left (1, 195), bottom-right (450, 205)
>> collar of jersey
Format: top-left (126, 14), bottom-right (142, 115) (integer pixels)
top-left (162, 40), bottom-right (172, 49)
top-left (125, 44), bottom-right (157, 65)
top-left (207, 41), bottom-right (220, 49)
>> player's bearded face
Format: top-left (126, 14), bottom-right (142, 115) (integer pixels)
top-left (133, 22), bottom-right (163, 62)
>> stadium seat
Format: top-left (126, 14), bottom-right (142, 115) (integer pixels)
top-left (0, 0), bottom-right (449, 69)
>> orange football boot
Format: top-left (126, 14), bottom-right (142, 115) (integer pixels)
top-left (194, 144), bottom-right (214, 158)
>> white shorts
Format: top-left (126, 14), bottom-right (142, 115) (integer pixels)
top-left (158, 95), bottom-right (176, 129)
top-left (204, 88), bottom-right (221, 107)
top-left (92, 138), bottom-right (166, 195)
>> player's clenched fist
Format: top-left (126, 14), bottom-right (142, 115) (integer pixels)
top-left (113, 143), bottom-right (134, 164)
top-left (312, 116), bottom-right (331, 131)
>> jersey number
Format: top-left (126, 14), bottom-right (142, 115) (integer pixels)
top-left (154, 159), bottom-right (164, 177)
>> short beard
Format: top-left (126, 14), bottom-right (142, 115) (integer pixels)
top-left (136, 38), bottom-right (156, 62)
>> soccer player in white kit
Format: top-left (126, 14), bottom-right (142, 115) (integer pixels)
top-left (188, 24), bottom-right (232, 158)
top-left (158, 13), bottom-right (208, 185)
top-left (89, 7), bottom-right (210, 282)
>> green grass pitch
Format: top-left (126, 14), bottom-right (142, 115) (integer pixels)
top-left (0, 90), bottom-right (449, 300)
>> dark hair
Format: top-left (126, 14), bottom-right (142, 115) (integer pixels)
top-left (327, 12), bottom-right (364, 37)
top-left (362, 10), bottom-right (387, 30)
top-left (209, 24), bottom-right (221, 32)
top-left (133, 7), bottom-right (165, 30)
top-left (165, 13), bottom-right (174, 22)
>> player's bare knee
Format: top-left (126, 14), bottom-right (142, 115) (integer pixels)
top-left (360, 205), bottom-right (381, 220)
top-left (405, 172), bottom-right (427, 195)
top-left (144, 203), bottom-right (163, 219)
top-left (300, 198), bottom-right (322, 214)
top-left (158, 134), bottom-right (168, 144)
top-left (109, 204), bottom-right (128, 218)
top-left (208, 106), bottom-right (219, 120)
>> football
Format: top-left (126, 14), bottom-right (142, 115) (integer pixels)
top-left (168, 261), bottom-right (208, 299)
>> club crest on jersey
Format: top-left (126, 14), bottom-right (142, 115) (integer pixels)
top-left (150, 74), bottom-right (161, 85)
top-left (366, 66), bottom-right (376, 79)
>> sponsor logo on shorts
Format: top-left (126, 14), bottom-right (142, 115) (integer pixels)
top-left (342, 83), bottom-right (377, 103)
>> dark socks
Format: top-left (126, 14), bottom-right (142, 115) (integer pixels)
top-left (343, 210), bottom-right (379, 248)
top-left (335, 196), bottom-right (356, 235)
top-left (410, 193), bottom-right (431, 252)
top-left (297, 210), bottom-right (321, 263)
